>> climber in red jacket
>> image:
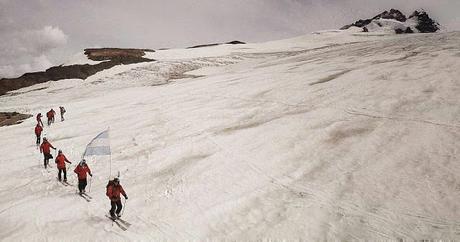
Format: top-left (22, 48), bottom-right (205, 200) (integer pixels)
top-left (34, 123), bottom-right (43, 145)
top-left (55, 150), bottom-right (72, 182)
top-left (74, 160), bottom-right (92, 194)
top-left (46, 109), bottom-right (56, 126)
top-left (36, 113), bottom-right (44, 127)
top-left (106, 177), bottom-right (128, 218)
top-left (40, 137), bottom-right (56, 168)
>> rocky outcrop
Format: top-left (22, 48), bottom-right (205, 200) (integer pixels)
top-left (84, 48), bottom-right (154, 61)
top-left (373, 9), bottom-right (407, 22)
top-left (409, 10), bottom-right (440, 33)
top-left (187, 40), bottom-right (245, 49)
top-left (0, 112), bottom-right (32, 127)
top-left (0, 48), bottom-right (155, 96)
top-left (340, 9), bottom-right (439, 34)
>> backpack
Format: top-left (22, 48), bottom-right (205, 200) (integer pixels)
top-left (106, 180), bottom-right (114, 197)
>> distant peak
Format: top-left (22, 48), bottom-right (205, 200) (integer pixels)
top-left (341, 9), bottom-right (440, 34)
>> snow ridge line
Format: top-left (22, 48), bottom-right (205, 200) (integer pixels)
top-left (345, 109), bottom-right (460, 129)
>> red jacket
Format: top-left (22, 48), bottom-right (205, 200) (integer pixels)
top-left (74, 164), bottom-right (92, 180)
top-left (55, 154), bottom-right (71, 169)
top-left (35, 125), bottom-right (43, 136)
top-left (36, 114), bottom-right (43, 126)
top-left (40, 141), bottom-right (55, 154)
top-left (47, 111), bottom-right (54, 118)
top-left (107, 183), bottom-right (127, 201)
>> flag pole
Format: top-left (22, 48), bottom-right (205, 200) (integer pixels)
top-left (108, 126), bottom-right (112, 179)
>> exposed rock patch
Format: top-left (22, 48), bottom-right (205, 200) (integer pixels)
top-left (187, 40), bottom-right (245, 49)
top-left (374, 9), bottom-right (407, 22)
top-left (0, 112), bottom-right (32, 127)
top-left (409, 10), bottom-right (440, 33)
top-left (84, 48), bottom-right (154, 61)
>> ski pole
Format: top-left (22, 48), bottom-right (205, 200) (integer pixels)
top-left (121, 198), bottom-right (127, 216)
top-left (88, 176), bottom-right (92, 193)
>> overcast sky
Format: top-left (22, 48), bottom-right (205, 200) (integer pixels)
top-left (1, 0), bottom-right (459, 78)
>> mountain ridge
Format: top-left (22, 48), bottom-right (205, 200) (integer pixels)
top-left (0, 48), bottom-right (155, 96)
top-left (341, 9), bottom-right (440, 34)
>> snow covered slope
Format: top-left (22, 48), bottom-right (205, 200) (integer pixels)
top-left (1, 30), bottom-right (460, 240)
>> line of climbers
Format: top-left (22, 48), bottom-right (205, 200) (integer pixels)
top-left (36, 106), bottom-right (66, 128)
top-left (34, 108), bottom-right (128, 219)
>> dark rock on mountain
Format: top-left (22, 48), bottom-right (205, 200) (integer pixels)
top-left (340, 9), bottom-right (439, 34)
top-left (0, 112), bottom-right (32, 127)
top-left (188, 43), bottom-right (220, 49)
top-left (187, 40), bottom-right (245, 49)
top-left (346, 19), bottom-right (372, 29)
top-left (226, 40), bottom-right (245, 45)
top-left (409, 10), bottom-right (440, 33)
top-left (372, 9), bottom-right (406, 22)
top-left (0, 48), bottom-right (155, 96)
top-left (405, 27), bottom-right (414, 33)
top-left (84, 48), bottom-right (154, 61)
top-left (395, 28), bottom-right (404, 34)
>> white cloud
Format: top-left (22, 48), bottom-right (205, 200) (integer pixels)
top-left (0, 55), bottom-right (53, 78)
top-left (0, 25), bottom-right (68, 78)
top-left (33, 26), bottom-right (68, 53)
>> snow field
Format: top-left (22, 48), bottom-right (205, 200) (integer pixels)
top-left (1, 31), bottom-right (460, 240)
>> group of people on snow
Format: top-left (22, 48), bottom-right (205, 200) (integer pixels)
top-left (36, 106), bottom-right (66, 128)
top-left (34, 107), bottom-right (128, 219)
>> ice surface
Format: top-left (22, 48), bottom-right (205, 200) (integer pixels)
top-left (1, 30), bottom-right (460, 240)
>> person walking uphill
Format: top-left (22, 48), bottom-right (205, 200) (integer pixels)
top-left (59, 106), bottom-right (66, 121)
top-left (36, 113), bottom-right (44, 127)
top-left (74, 160), bottom-right (92, 194)
top-left (40, 137), bottom-right (56, 168)
top-left (55, 150), bottom-right (72, 182)
top-left (106, 178), bottom-right (128, 218)
top-left (34, 123), bottom-right (43, 146)
top-left (46, 109), bottom-right (56, 126)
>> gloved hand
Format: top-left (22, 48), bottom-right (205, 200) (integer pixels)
top-left (90, 174), bottom-right (93, 177)
top-left (53, 147), bottom-right (57, 150)
top-left (124, 195), bottom-right (128, 200)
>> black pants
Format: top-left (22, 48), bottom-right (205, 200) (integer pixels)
top-left (58, 168), bottom-right (67, 181)
top-left (78, 178), bottom-right (87, 193)
top-left (110, 200), bottom-right (123, 216)
top-left (36, 135), bottom-right (41, 145)
top-left (43, 153), bottom-right (52, 168)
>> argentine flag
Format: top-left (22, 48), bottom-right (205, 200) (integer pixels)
top-left (83, 129), bottom-right (111, 157)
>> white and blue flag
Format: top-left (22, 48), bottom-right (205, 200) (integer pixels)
top-left (83, 129), bottom-right (111, 157)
